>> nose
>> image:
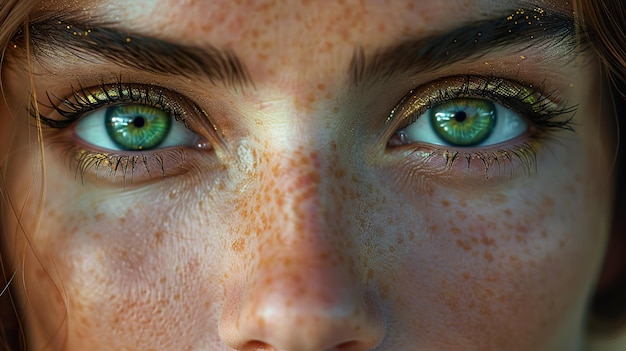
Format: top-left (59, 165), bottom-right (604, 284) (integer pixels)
top-left (219, 147), bottom-right (386, 351)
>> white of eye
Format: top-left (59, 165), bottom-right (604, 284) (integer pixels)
top-left (74, 105), bottom-right (200, 151)
top-left (398, 100), bottom-right (528, 147)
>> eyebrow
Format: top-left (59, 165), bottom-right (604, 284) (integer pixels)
top-left (20, 16), bottom-right (254, 89)
top-left (18, 6), bottom-right (584, 90)
top-left (349, 6), bottom-right (584, 86)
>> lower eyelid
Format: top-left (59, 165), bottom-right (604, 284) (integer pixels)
top-left (388, 138), bottom-right (543, 184)
top-left (43, 134), bottom-right (213, 187)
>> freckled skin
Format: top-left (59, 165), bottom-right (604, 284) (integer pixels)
top-left (0, 0), bottom-right (616, 350)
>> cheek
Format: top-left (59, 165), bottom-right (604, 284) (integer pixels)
top-left (370, 164), bottom-right (609, 349)
top-left (7, 155), bottom-right (235, 349)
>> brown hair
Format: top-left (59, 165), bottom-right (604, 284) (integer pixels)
top-left (0, 0), bottom-right (626, 350)
top-left (1, 1), bottom-right (43, 349)
top-left (574, 0), bottom-right (626, 335)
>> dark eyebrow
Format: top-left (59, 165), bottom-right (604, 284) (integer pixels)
top-left (16, 17), bottom-right (253, 89)
top-left (349, 6), bottom-right (586, 86)
top-left (15, 6), bottom-right (583, 91)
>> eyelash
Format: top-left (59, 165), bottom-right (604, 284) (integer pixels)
top-left (385, 75), bottom-right (576, 181)
top-left (36, 75), bottom-right (575, 186)
top-left (36, 81), bottom-right (212, 186)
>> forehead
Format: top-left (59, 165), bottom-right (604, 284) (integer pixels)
top-left (49, 0), bottom-right (567, 79)
top-left (43, 0), bottom-right (573, 49)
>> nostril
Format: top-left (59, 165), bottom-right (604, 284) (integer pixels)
top-left (336, 341), bottom-right (359, 350)
top-left (241, 340), bottom-right (275, 351)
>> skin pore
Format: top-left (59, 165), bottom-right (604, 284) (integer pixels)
top-left (0, 0), bottom-right (617, 350)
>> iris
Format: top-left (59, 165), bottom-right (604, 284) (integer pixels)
top-left (430, 99), bottom-right (496, 146)
top-left (104, 105), bottom-right (172, 151)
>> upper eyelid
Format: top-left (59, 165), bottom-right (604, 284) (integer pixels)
top-left (380, 75), bottom-right (577, 148)
top-left (388, 76), bottom-right (563, 124)
top-left (39, 83), bottom-right (198, 128)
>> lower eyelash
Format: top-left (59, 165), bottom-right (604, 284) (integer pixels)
top-left (396, 136), bottom-right (552, 184)
top-left (55, 143), bottom-right (188, 188)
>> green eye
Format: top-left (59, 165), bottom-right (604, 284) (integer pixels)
top-left (430, 99), bottom-right (496, 146)
top-left (105, 105), bottom-right (172, 151)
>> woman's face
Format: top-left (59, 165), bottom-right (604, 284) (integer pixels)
top-left (0, 0), bottom-right (615, 350)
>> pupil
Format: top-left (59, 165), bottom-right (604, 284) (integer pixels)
top-left (133, 116), bottom-right (146, 128)
top-left (453, 111), bottom-right (467, 122)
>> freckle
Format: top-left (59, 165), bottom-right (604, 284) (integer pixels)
top-left (389, 245), bottom-right (395, 252)
top-left (541, 196), bottom-right (555, 208)
top-left (450, 227), bottom-right (461, 235)
top-left (456, 239), bottom-right (472, 252)
top-left (541, 230), bottom-right (548, 239)
top-left (480, 234), bottom-right (496, 247)
top-left (515, 234), bottom-right (527, 244)
top-left (154, 231), bottom-right (164, 244)
top-left (257, 52), bottom-right (269, 61)
top-left (455, 210), bottom-right (467, 220)
top-left (409, 231), bottom-right (416, 241)
top-left (159, 277), bottom-right (166, 284)
top-left (484, 252), bottom-right (494, 262)
top-left (334, 168), bottom-right (346, 179)
top-left (504, 209), bottom-right (512, 216)
top-left (516, 223), bottom-right (529, 234)
top-left (441, 199), bottom-right (450, 207)
top-left (462, 271), bottom-right (471, 280)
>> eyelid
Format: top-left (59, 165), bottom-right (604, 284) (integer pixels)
top-left (386, 75), bottom-right (568, 129)
top-left (380, 75), bottom-right (577, 183)
top-left (39, 81), bottom-right (212, 134)
top-left (36, 81), bottom-right (222, 187)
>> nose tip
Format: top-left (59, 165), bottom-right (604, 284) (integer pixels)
top-left (219, 273), bottom-right (386, 351)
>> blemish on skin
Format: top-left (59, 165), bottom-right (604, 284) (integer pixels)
top-left (480, 234), bottom-right (496, 247)
top-left (154, 231), bottom-right (164, 244)
top-left (516, 223), bottom-right (529, 234)
top-left (456, 239), bottom-right (472, 252)
top-left (231, 237), bottom-right (245, 253)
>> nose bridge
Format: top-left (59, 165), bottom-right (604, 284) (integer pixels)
top-left (252, 141), bottom-right (355, 291)
top-left (219, 140), bottom-right (385, 350)
top-left (270, 146), bottom-right (334, 244)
